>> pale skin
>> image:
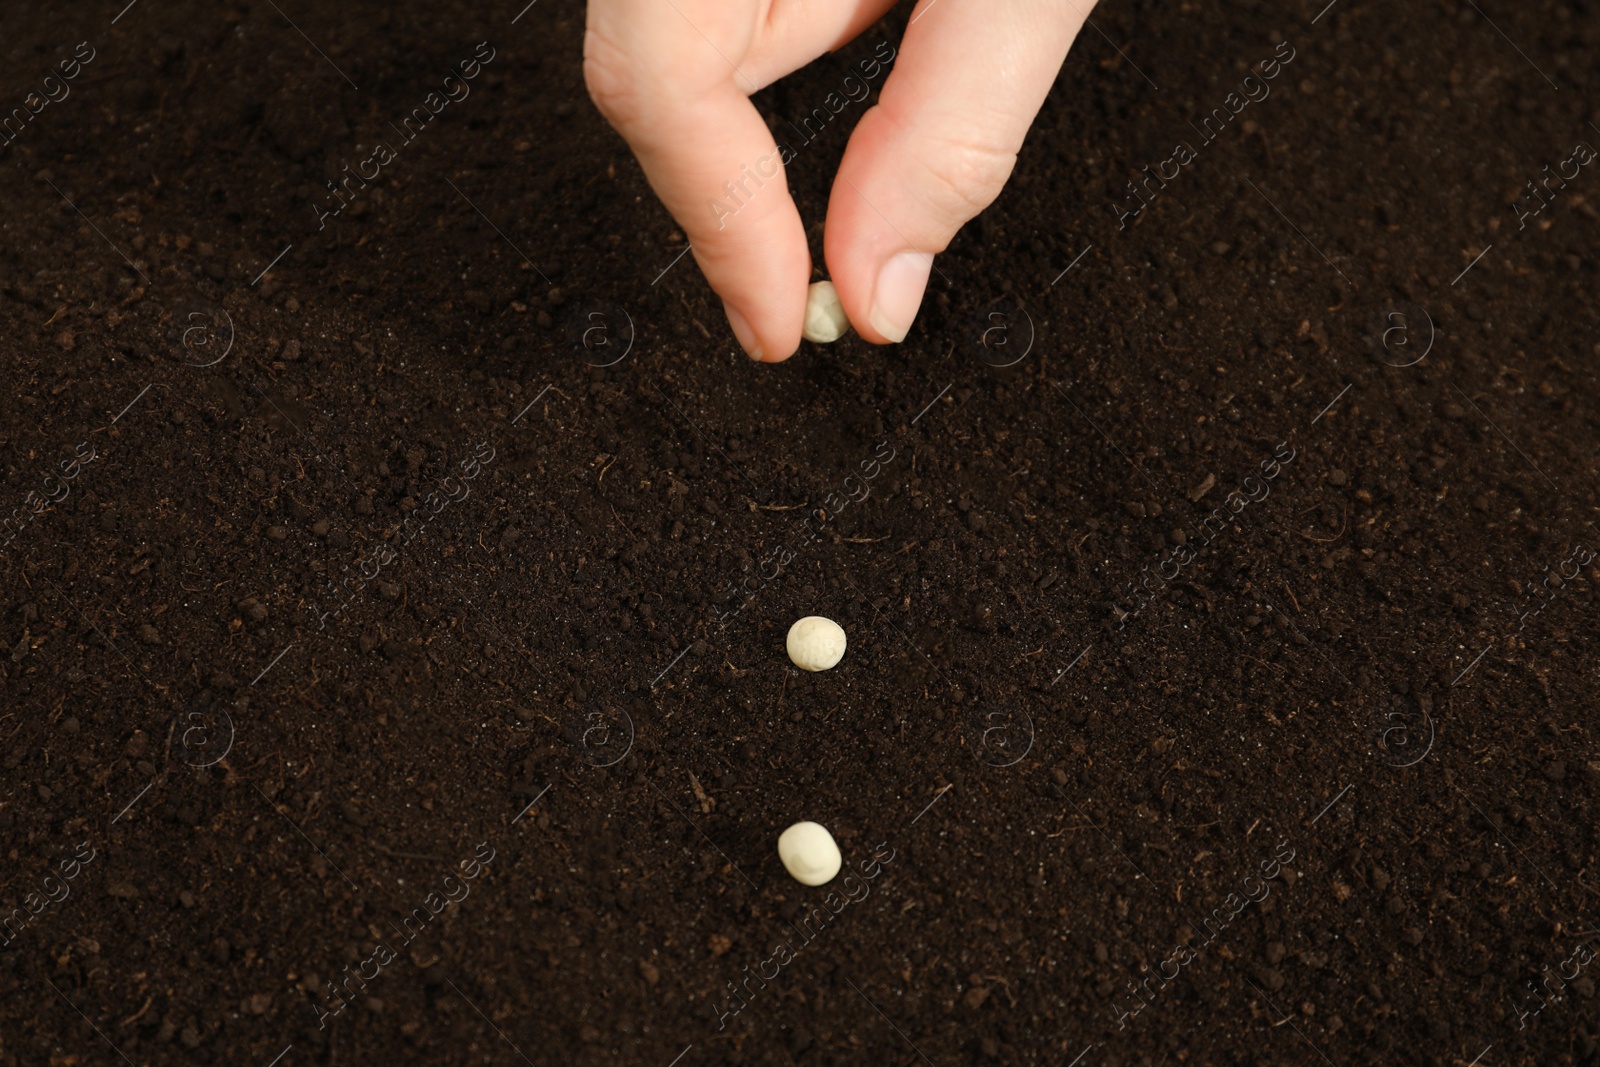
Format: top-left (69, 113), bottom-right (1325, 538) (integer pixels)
top-left (583, 0), bottom-right (1097, 362)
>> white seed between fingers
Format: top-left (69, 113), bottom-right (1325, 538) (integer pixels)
top-left (802, 280), bottom-right (851, 343)
top-left (777, 821), bottom-right (842, 886)
top-left (786, 616), bottom-right (846, 672)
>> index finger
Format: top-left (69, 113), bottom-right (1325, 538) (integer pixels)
top-left (584, 2), bottom-right (811, 361)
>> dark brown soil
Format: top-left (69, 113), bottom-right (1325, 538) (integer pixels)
top-left (3, 1), bottom-right (1599, 1065)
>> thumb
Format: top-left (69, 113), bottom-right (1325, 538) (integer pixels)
top-left (824, 0), bottom-right (1095, 344)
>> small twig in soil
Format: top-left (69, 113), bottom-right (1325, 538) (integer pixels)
top-left (1281, 579), bottom-right (1300, 613)
top-left (688, 771), bottom-right (714, 814)
top-left (1297, 502), bottom-right (1347, 543)
top-left (676, 291), bottom-right (711, 339)
top-left (122, 994), bottom-right (154, 1027)
top-left (366, 844), bottom-right (454, 870)
top-left (610, 504), bottom-right (644, 545)
top-left (981, 974), bottom-right (1017, 1008)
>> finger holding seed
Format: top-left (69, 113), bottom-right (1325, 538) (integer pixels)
top-left (583, 0), bottom-right (898, 363)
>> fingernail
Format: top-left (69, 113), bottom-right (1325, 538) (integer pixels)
top-left (869, 250), bottom-right (932, 344)
top-left (724, 302), bottom-right (764, 361)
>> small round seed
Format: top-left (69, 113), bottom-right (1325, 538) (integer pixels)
top-left (777, 821), bottom-right (842, 886)
top-left (802, 281), bottom-right (850, 344)
top-left (787, 616), bottom-right (846, 672)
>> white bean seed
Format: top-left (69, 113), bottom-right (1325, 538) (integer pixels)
top-left (777, 821), bottom-right (842, 886)
top-left (802, 280), bottom-right (850, 344)
top-left (787, 616), bottom-right (846, 672)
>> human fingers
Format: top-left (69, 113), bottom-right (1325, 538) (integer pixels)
top-left (585, 0), bottom-right (812, 360)
top-left (824, 0), bottom-right (1096, 344)
top-left (585, 0), bottom-right (907, 360)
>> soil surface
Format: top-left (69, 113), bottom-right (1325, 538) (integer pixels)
top-left (2, 1), bottom-right (1599, 1065)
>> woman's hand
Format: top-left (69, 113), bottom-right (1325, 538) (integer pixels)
top-left (584, 0), bottom-right (1095, 361)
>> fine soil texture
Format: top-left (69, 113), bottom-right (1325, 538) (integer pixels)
top-left (2, 1), bottom-right (1599, 1065)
